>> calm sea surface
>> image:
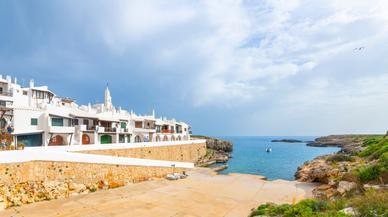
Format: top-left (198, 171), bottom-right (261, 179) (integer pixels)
top-left (217, 136), bottom-right (340, 180)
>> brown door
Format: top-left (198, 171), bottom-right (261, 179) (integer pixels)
top-left (49, 135), bottom-right (64, 146)
top-left (82, 134), bottom-right (90, 145)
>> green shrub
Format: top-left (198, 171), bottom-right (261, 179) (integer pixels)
top-left (327, 154), bottom-right (354, 163)
top-left (360, 138), bottom-right (388, 159)
top-left (350, 190), bottom-right (388, 217)
top-left (356, 164), bottom-right (384, 182)
top-left (380, 152), bottom-right (388, 166)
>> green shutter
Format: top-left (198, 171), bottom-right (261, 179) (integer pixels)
top-left (120, 122), bottom-right (126, 129)
top-left (31, 118), bottom-right (38, 126)
top-left (51, 118), bottom-right (64, 126)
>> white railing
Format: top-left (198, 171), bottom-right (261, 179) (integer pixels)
top-left (0, 149), bottom-right (194, 168)
top-left (49, 126), bottom-right (75, 134)
top-left (26, 139), bottom-right (206, 152)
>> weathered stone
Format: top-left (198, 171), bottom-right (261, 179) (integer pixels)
top-left (337, 181), bottom-right (357, 195)
top-left (340, 207), bottom-right (356, 216)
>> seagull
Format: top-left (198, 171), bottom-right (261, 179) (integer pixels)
top-left (353, 47), bottom-right (365, 51)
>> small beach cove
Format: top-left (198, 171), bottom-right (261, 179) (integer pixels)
top-left (0, 168), bottom-right (316, 217)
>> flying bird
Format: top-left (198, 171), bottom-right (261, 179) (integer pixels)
top-left (353, 47), bottom-right (365, 51)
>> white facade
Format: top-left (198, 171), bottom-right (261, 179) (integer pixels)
top-left (0, 75), bottom-right (191, 147)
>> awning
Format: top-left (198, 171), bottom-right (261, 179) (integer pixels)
top-left (70, 111), bottom-right (98, 119)
top-left (49, 112), bottom-right (71, 119)
top-left (98, 116), bottom-right (120, 122)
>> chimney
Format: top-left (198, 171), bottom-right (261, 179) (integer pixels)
top-left (29, 79), bottom-right (34, 88)
top-left (14, 77), bottom-right (17, 84)
top-left (6, 75), bottom-right (11, 83)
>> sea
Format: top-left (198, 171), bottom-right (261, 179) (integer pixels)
top-left (216, 136), bottom-right (340, 180)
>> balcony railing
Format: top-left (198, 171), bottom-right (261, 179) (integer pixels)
top-left (161, 129), bottom-right (175, 134)
top-left (104, 127), bottom-right (117, 133)
top-left (0, 91), bottom-right (12, 97)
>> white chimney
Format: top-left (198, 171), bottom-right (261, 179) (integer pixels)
top-left (152, 109), bottom-right (155, 117)
top-left (29, 79), bottom-right (34, 88)
top-left (6, 75), bottom-right (11, 83)
top-left (14, 77), bottom-right (17, 84)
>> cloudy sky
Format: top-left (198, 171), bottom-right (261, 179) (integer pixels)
top-left (1, 0), bottom-right (388, 136)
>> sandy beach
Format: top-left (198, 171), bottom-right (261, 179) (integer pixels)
top-left (0, 168), bottom-right (315, 217)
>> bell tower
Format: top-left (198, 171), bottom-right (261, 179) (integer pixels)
top-left (104, 83), bottom-right (113, 111)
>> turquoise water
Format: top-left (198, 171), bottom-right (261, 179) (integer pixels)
top-left (218, 136), bottom-right (340, 180)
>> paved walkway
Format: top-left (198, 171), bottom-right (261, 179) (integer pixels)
top-left (0, 168), bottom-right (316, 217)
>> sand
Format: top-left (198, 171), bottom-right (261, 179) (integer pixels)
top-left (0, 168), bottom-right (316, 217)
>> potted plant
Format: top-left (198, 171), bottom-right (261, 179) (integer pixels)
top-left (17, 143), bottom-right (25, 150)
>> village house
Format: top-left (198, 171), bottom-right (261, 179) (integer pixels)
top-left (0, 75), bottom-right (191, 148)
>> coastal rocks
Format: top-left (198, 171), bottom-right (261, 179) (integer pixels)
top-left (191, 135), bottom-right (233, 152)
top-left (295, 158), bottom-right (340, 183)
top-left (193, 135), bottom-right (233, 166)
top-left (306, 135), bottom-right (367, 153)
top-left (337, 181), bottom-right (357, 195)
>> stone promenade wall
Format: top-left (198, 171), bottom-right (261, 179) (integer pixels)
top-left (0, 142), bottom-right (206, 209)
top-left (0, 161), bottom-right (184, 208)
top-left (79, 142), bottom-right (207, 163)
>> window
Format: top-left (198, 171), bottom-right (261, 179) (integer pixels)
top-left (31, 118), bottom-right (38, 126)
top-left (83, 119), bottom-right (89, 125)
top-left (120, 122), bottom-right (126, 129)
top-left (0, 101), bottom-right (6, 107)
top-left (23, 91), bottom-right (27, 95)
top-left (135, 121), bottom-right (142, 128)
top-left (51, 118), bottom-right (64, 126)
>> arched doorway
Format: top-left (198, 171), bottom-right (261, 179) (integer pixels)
top-left (177, 136), bottom-right (181, 141)
top-left (163, 135), bottom-right (168, 141)
top-left (49, 135), bottom-right (64, 146)
top-left (0, 118), bottom-right (6, 128)
top-left (156, 135), bottom-right (161, 142)
top-left (134, 135), bottom-right (142, 143)
top-left (171, 136), bottom-right (175, 141)
top-left (100, 135), bottom-right (112, 144)
top-left (82, 134), bottom-right (91, 145)
top-left (183, 135), bottom-right (188, 141)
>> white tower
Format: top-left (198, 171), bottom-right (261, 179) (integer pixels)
top-left (104, 83), bottom-right (113, 111)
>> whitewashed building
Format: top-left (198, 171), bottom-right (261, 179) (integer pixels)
top-left (0, 75), bottom-right (191, 147)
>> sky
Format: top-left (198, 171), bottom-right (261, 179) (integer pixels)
top-left (1, 0), bottom-right (388, 136)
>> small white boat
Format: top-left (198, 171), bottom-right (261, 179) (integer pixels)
top-left (266, 147), bottom-right (272, 152)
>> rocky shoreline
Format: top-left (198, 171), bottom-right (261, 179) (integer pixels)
top-left (191, 135), bottom-right (233, 168)
top-left (295, 134), bottom-right (387, 200)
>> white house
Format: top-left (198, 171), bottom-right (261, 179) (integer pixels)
top-left (0, 75), bottom-right (191, 147)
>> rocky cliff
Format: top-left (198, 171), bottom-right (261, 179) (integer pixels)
top-left (191, 135), bottom-right (233, 165)
top-left (306, 135), bottom-right (376, 153)
top-left (295, 134), bottom-right (388, 199)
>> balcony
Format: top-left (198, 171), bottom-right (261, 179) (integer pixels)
top-left (161, 129), bottom-right (175, 134)
top-left (49, 126), bottom-right (75, 134)
top-left (104, 127), bottom-right (117, 133)
top-left (0, 91), bottom-right (12, 97)
top-left (118, 128), bottom-right (129, 133)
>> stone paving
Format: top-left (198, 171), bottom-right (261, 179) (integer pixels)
top-left (0, 168), bottom-right (316, 217)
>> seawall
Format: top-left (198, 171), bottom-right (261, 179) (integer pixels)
top-left (0, 140), bottom-right (207, 209)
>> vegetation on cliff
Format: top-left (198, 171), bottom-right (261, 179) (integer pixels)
top-left (249, 190), bottom-right (387, 217)
top-left (251, 134), bottom-right (388, 217)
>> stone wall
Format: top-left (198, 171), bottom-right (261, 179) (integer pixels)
top-left (0, 161), bottom-right (183, 208)
top-left (0, 142), bottom-right (207, 209)
top-left (78, 142), bottom-right (207, 163)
